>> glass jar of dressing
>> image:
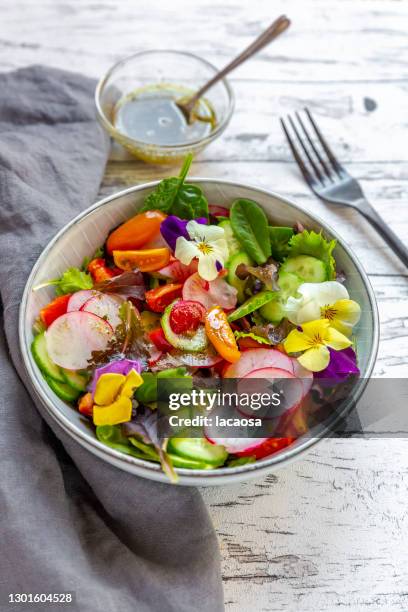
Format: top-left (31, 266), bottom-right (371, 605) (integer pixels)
top-left (95, 50), bottom-right (234, 164)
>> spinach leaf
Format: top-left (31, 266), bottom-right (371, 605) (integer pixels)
top-left (269, 226), bottom-right (294, 261)
top-left (227, 290), bottom-right (277, 322)
top-left (142, 154), bottom-right (209, 220)
top-left (230, 199), bottom-right (271, 264)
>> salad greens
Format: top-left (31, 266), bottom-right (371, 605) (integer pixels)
top-left (269, 226), bottom-right (294, 261)
top-left (142, 153), bottom-right (209, 220)
top-left (227, 290), bottom-right (277, 323)
top-left (230, 198), bottom-right (271, 265)
top-left (35, 266), bottom-right (93, 295)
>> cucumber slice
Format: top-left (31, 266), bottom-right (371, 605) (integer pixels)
top-left (227, 251), bottom-right (253, 303)
top-left (61, 369), bottom-right (89, 392)
top-left (161, 302), bottom-right (208, 352)
top-left (260, 298), bottom-right (284, 324)
top-left (45, 376), bottom-right (80, 402)
top-left (219, 220), bottom-right (242, 259)
top-left (278, 271), bottom-right (303, 297)
top-left (280, 255), bottom-right (327, 283)
top-left (167, 437), bottom-right (228, 467)
top-left (169, 454), bottom-right (216, 470)
top-left (31, 332), bottom-right (65, 382)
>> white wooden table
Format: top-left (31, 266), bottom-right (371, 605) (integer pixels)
top-left (3, 1), bottom-right (408, 609)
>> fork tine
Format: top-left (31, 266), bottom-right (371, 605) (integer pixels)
top-left (304, 108), bottom-right (344, 175)
top-left (287, 115), bottom-right (325, 184)
top-left (295, 111), bottom-right (333, 181)
top-left (280, 117), bottom-right (316, 186)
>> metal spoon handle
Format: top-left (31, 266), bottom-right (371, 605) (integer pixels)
top-left (189, 15), bottom-right (291, 105)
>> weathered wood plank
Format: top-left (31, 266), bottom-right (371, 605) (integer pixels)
top-left (105, 80), bottom-right (408, 164)
top-left (1, 0), bottom-right (407, 82)
top-left (202, 438), bottom-right (408, 611)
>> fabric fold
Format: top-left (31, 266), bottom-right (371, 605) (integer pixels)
top-left (0, 65), bottom-right (223, 612)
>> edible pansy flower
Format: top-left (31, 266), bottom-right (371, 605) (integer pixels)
top-left (175, 220), bottom-right (229, 281)
top-left (90, 358), bottom-right (142, 396)
top-left (92, 369), bottom-right (143, 426)
top-left (284, 319), bottom-right (352, 372)
top-left (315, 346), bottom-right (360, 383)
top-left (160, 215), bottom-right (207, 251)
top-left (284, 281), bottom-right (361, 336)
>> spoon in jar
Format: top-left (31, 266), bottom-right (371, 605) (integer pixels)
top-left (176, 15), bottom-right (291, 124)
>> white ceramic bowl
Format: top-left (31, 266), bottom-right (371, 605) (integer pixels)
top-left (19, 180), bottom-right (379, 485)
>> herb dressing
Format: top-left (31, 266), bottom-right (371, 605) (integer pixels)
top-left (113, 84), bottom-right (216, 146)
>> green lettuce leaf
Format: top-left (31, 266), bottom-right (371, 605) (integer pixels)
top-left (287, 230), bottom-right (336, 279)
top-left (233, 330), bottom-right (271, 345)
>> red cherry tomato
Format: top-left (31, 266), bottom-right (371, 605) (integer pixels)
top-left (169, 300), bottom-right (206, 334)
top-left (145, 283), bottom-right (183, 312)
top-left (87, 258), bottom-right (121, 283)
top-left (40, 294), bottom-right (71, 327)
top-left (209, 204), bottom-right (230, 217)
top-left (149, 328), bottom-right (173, 352)
top-left (236, 437), bottom-right (295, 459)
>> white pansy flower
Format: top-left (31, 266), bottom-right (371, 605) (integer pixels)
top-left (175, 220), bottom-right (229, 281)
top-left (284, 281), bottom-right (361, 335)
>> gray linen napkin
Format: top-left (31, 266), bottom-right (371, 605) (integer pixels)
top-left (0, 66), bottom-right (223, 612)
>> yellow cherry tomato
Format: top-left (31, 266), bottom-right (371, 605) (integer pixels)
top-left (205, 306), bottom-right (241, 363)
top-left (113, 247), bottom-right (170, 272)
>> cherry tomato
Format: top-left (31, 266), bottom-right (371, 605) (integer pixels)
top-left (106, 210), bottom-right (167, 254)
top-left (169, 300), bottom-right (206, 334)
top-left (149, 328), bottom-right (173, 352)
top-left (145, 283), bottom-right (183, 313)
top-left (87, 258), bottom-right (121, 283)
top-left (235, 437), bottom-right (295, 459)
top-left (209, 204), bottom-right (230, 217)
top-left (40, 294), bottom-right (71, 327)
top-left (113, 247), bottom-right (170, 272)
top-left (204, 306), bottom-right (241, 363)
top-left (78, 392), bottom-right (93, 418)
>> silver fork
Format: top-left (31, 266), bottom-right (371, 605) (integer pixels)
top-left (281, 108), bottom-right (408, 268)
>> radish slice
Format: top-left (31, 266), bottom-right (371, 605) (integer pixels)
top-left (81, 294), bottom-right (123, 328)
top-left (208, 276), bottom-right (237, 309)
top-left (205, 431), bottom-right (269, 455)
top-left (157, 259), bottom-right (198, 282)
top-left (224, 348), bottom-right (293, 379)
top-left (45, 311), bottom-right (113, 370)
top-left (175, 349), bottom-right (223, 368)
top-left (290, 358), bottom-right (314, 396)
top-left (183, 273), bottom-right (214, 309)
top-left (67, 290), bottom-right (100, 312)
top-left (238, 367), bottom-right (304, 419)
top-left (182, 273), bottom-right (237, 310)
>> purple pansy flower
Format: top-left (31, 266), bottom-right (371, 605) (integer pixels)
top-left (90, 358), bottom-right (143, 396)
top-left (160, 215), bottom-right (207, 251)
top-left (315, 347), bottom-right (360, 384)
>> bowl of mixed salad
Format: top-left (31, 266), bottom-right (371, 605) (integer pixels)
top-left (20, 156), bottom-right (378, 485)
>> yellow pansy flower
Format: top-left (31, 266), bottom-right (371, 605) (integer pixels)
top-left (93, 369), bottom-right (143, 426)
top-left (284, 319), bottom-right (352, 372)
